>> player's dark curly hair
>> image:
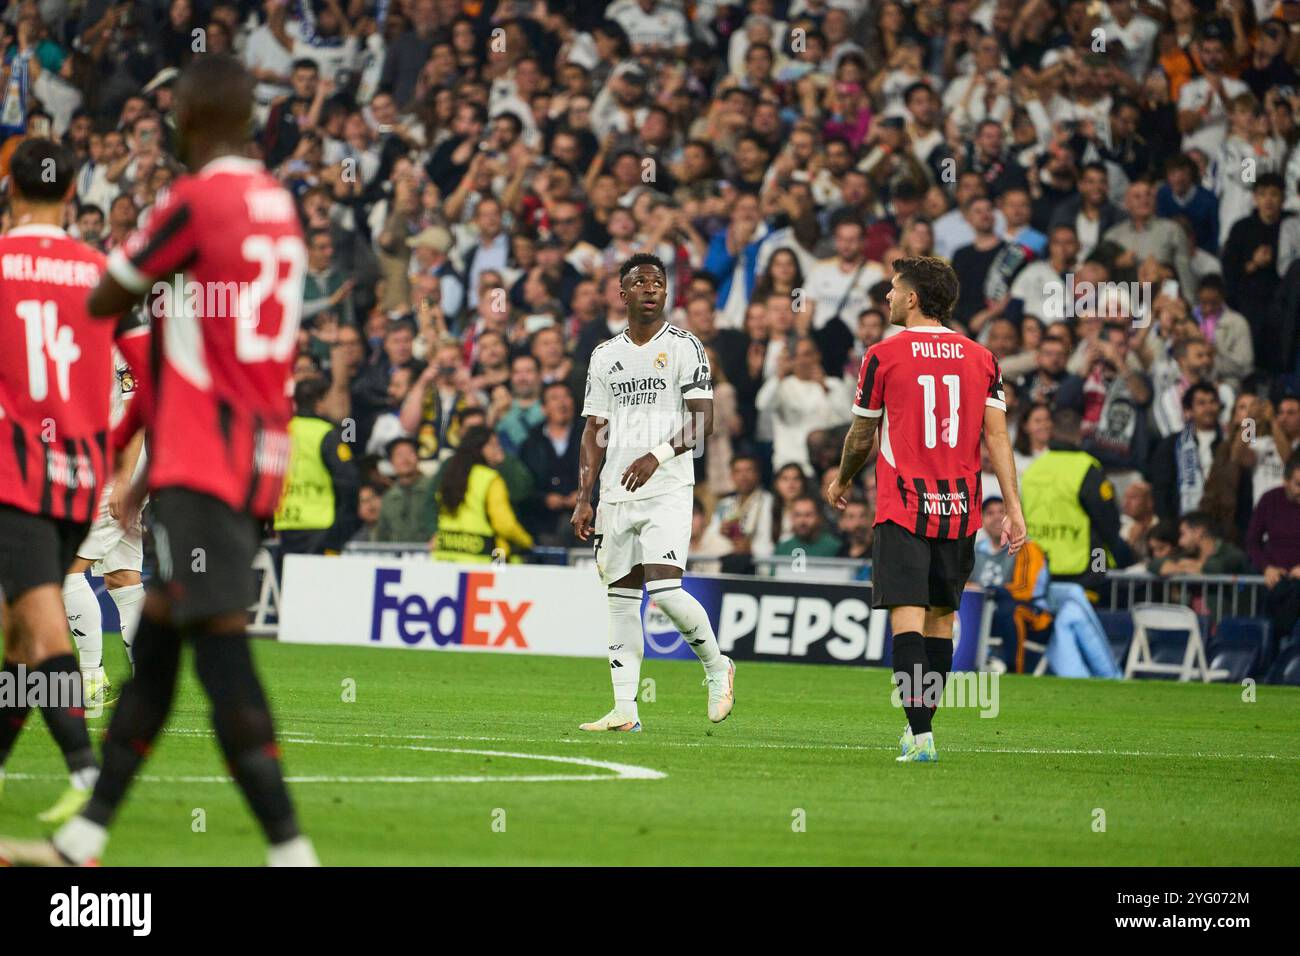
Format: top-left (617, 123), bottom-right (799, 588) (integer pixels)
top-left (10, 138), bottom-right (76, 203)
top-left (619, 252), bottom-right (666, 283)
top-left (892, 256), bottom-right (959, 322)
top-left (438, 425), bottom-right (494, 516)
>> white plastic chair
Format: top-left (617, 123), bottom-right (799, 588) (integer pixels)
top-left (976, 592), bottom-right (1051, 675)
top-left (1124, 603), bottom-right (1211, 682)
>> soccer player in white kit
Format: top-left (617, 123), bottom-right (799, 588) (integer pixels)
top-left (62, 339), bottom-right (149, 703)
top-left (572, 254), bottom-right (735, 731)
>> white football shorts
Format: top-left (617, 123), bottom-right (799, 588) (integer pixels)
top-left (76, 484), bottom-right (145, 575)
top-left (592, 485), bottom-right (693, 586)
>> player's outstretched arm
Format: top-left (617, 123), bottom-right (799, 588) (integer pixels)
top-left (619, 396), bottom-right (714, 494)
top-left (572, 415), bottom-right (609, 540)
top-left (88, 272), bottom-right (144, 319)
top-left (983, 404), bottom-right (1027, 553)
top-left (827, 415), bottom-right (877, 509)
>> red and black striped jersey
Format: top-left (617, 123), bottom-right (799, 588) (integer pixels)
top-left (0, 225), bottom-right (141, 523)
top-left (105, 156), bottom-right (305, 519)
top-left (853, 325), bottom-right (1005, 540)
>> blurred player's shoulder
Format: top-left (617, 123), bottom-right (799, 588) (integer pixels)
top-left (192, 156), bottom-right (298, 223)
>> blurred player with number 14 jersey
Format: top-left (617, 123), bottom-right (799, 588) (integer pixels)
top-left (0, 139), bottom-right (140, 826)
top-left (0, 56), bottom-right (317, 868)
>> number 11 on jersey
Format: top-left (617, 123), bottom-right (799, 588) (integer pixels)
top-left (917, 374), bottom-right (960, 449)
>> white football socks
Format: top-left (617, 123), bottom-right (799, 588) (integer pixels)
top-left (646, 579), bottom-right (728, 674)
top-left (606, 587), bottom-right (644, 720)
top-left (70, 766), bottom-right (99, 791)
top-left (110, 584), bottom-right (145, 668)
top-left (63, 573), bottom-right (103, 670)
top-left (268, 835), bottom-right (320, 867)
top-left (53, 815), bottom-right (108, 865)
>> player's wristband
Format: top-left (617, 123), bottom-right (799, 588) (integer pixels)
top-left (651, 442), bottom-right (677, 465)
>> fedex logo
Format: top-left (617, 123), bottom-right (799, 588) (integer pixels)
top-left (370, 568), bottom-right (532, 648)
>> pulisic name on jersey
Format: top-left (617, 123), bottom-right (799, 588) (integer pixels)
top-left (910, 340), bottom-right (966, 360)
top-left (2, 254), bottom-right (101, 287)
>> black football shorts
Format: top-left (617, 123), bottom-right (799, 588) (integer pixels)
top-left (149, 487), bottom-right (260, 626)
top-left (870, 520), bottom-right (976, 610)
top-left (0, 505), bottom-right (90, 602)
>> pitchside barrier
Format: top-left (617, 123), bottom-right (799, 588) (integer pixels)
top-left (271, 550), bottom-right (985, 669)
top-left (255, 545), bottom-right (1278, 679)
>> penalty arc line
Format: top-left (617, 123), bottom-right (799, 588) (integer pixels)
top-left (18, 730), bottom-right (668, 785)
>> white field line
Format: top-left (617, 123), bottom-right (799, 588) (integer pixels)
top-left (260, 728), bottom-right (1300, 762)
top-left (7, 730), bottom-right (667, 785)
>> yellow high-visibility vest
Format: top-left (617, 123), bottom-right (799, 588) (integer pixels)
top-left (274, 416), bottom-right (335, 531)
top-left (432, 464), bottom-right (498, 563)
top-left (1021, 449), bottom-right (1098, 576)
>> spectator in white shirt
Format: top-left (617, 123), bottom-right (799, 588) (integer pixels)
top-left (709, 454), bottom-right (776, 561)
top-left (1100, 0), bottom-right (1159, 79)
top-left (244, 0), bottom-right (296, 111)
top-left (1177, 28), bottom-right (1249, 158)
top-left (612, 0), bottom-right (690, 61)
top-left (755, 336), bottom-right (854, 475)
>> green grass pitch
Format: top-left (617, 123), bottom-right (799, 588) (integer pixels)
top-left (3, 638), bottom-right (1298, 866)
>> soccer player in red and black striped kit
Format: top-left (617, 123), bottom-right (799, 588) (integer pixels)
top-left (0, 139), bottom-right (145, 823)
top-left (826, 257), bottom-right (1027, 762)
top-left (0, 56), bottom-right (317, 866)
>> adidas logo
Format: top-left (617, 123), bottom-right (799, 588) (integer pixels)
top-left (662, 550), bottom-right (677, 560)
top-left (610, 660), bottom-right (623, 669)
top-left (610, 361), bottom-right (624, 373)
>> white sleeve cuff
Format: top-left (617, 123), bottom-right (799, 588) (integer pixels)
top-left (107, 248), bottom-right (152, 294)
top-left (985, 398), bottom-right (1007, 411)
top-left (853, 405), bottom-right (883, 418)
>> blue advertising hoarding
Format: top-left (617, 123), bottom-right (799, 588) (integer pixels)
top-left (643, 574), bottom-right (984, 669)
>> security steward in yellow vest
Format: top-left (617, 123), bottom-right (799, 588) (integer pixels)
top-left (1020, 407), bottom-right (1134, 590)
top-left (275, 377), bottom-right (360, 556)
top-left (432, 425), bottom-right (533, 563)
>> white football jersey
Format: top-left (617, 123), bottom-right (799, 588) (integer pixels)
top-left (582, 322), bottom-right (712, 504)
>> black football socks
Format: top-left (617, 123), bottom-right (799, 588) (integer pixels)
top-left (192, 630), bottom-right (301, 845)
top-left (34, 654), bottom-right (98, 782)
top-left (925, 636), bottom-right (954, 721)
top-left (892, 631), bottom-right (932, 735)
top-left (84, 613), bottom-right (183, 826)
top-left (0, 658), bottom-right (31, 768)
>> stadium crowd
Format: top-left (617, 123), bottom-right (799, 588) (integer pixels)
top-left (3, 0), bottom-right (1300, 598)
